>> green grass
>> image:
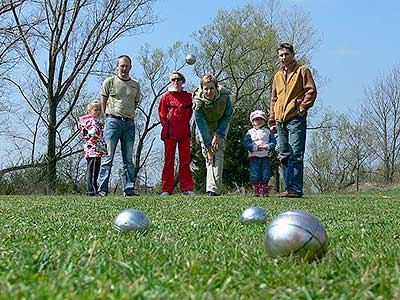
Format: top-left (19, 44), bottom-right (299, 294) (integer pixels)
top-left (1, 190), bottom-right (400, 299)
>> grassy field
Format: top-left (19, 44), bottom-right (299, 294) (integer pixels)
top-left (1, 190), bottom-right (400, 299)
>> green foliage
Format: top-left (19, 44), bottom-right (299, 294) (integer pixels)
top-left (1, 191), bottom-right (400, 299)
top-left (190, 4), bottom-right (320, 192)
top-left (0, 165), bottom-right (85, 195)
top-left (191, 4), bottom-right (280, 191)
top-left (191, 139), bottom-right (207, 192)
top-left (193, 4), bottom-right (278, 107)
top-left (223, 107), bottom-right (253, 189)
top-left (0, 167), bottom-right (48, 195)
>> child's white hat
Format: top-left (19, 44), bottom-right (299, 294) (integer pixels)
top-left (250, 110), bottom-right (266, 122)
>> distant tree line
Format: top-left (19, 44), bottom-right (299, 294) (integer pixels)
top-left (306, 66), bottom-right (400, 192)
top-left (0, 1), bottom-right (398, 194)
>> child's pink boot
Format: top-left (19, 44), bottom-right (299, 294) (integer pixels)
top-left (262, 182), bottom-right (269, 197)
top-left (252, 182), bottom-right (260, 197)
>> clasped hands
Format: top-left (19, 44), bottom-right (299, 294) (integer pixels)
top-left (257, 144), bottom-right (270, 151)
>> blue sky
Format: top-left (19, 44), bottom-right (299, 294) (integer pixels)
top-left (117, 0), bottom-right (400, 113)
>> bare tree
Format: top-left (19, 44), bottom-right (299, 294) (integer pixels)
top-left (0, 0), bottom-right (25, 67)
top-left (340, 111), bottom-right (374, 191)
top-left (0, 0), bottom-right (27, 116)
top-left (306, 110), bottom-right (377, 192)
top-left (277, 5), bottom-right (320, 62)
top-left (0, 0), bottom-right (25, 14)
top-left (5, 0), bottom-right (157, 192)
top-left (306, 114), bottom-right (351, 193)
top-left (363, 65), bottom-right (400, 183)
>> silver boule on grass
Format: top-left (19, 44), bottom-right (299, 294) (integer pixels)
top-left (185, 54), bottom-right (196, 65)
top-left (114, 208), bottom-right (149, 233)
top-left (240, 206), bottom-right (267, 224)
top-left (264, 209), bottom-right (328, 261)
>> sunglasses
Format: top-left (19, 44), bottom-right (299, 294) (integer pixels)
top-left (171, 78), bottom-right (183, 82)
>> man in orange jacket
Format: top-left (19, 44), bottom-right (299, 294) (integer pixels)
top-left (269, 43), bottom-right (317, 197)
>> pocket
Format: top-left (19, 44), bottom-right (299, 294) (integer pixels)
top-left (104, 117), bottom-right (118, 138)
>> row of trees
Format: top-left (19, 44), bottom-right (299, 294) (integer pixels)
top-left (0, 1), bottom-right (399, 194)
top-left (306, 66), bottom-right (400, 192)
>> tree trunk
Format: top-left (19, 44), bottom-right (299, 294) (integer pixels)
top-left (356, 161), bottom-right (360, 192)
top-left (47, 100), bottom-right (57, 193)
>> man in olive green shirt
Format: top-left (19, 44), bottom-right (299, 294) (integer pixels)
top-left (98, 55), bottom-right (141, 196)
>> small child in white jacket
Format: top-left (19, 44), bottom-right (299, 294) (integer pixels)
top-left (243, 110), bottom-right (276, 196)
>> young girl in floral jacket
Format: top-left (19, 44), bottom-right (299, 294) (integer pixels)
top-left (79, 100), bottom-right (107, 196)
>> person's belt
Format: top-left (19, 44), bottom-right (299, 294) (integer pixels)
top-left (106, 114), bottom-right (133, 122)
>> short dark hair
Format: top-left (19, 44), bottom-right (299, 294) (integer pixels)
top-left (117, 55), bottom-right (132, 66)
top-left (277, 43), bottom-right (294, 54)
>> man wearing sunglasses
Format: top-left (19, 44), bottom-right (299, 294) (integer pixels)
top-left (269, 43), bottom-right (317, 198)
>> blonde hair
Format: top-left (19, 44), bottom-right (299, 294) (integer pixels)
top-left (87, 100), bottom-right (101, 113)
top-left (200, 74), bottom-right (218, 89)
top-left (170, 71), bottom-right (186, 83)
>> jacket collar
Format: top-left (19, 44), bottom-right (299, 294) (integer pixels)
top-left (168, 86), bottom-right (186, 92)
top-left (279, 60), bottom-right (298, 73)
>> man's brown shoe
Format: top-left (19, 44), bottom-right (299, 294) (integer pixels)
top-left (279, 191), bottom-right (302, 198)
top-left (287, 192), bottom-right (302, 198)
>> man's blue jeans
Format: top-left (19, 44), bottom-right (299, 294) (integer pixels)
top-left (98, 117), bottom-right (136, 194)
top-left (276, 114), bottom-right (307, 195)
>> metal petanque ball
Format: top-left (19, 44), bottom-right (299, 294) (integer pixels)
top-left (240, 206), bottom-right (267, 224)
top-left (185, 54), bottom-right (196, 65)
top-left (113, 208), bottom-right (149, 233)
top-left (264, 209), bottom-right (328, 260)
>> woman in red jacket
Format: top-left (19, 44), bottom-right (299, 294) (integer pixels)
top-left (158, 71), bottom-right (194, 196)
